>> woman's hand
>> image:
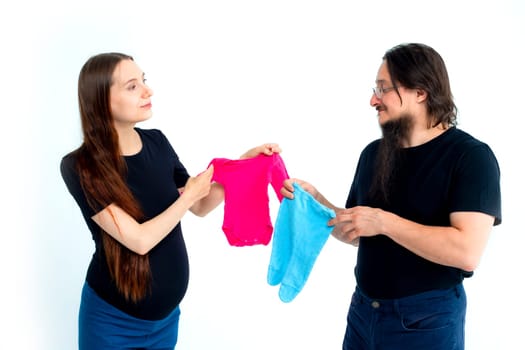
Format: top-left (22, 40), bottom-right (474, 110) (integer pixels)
top-left (280, 178), bottom-right (320, 200)
top-left (182, 165), bottom-right (214, 204)
top-left (240, 143), bottom-right (281, 159)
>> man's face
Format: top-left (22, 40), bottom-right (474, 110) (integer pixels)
top-left (370, 61), bottom-right (416, 128)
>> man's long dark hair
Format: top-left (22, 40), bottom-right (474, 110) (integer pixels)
top-left (384, 43), bottom-right (457, 128)
top-left (371, 43), bottom-right (458, 203)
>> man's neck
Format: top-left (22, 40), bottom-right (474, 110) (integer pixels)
top-left (403, 124), bottom-right (448, 148)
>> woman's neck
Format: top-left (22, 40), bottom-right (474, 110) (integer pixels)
top-left (117, 125), bottom-right (142, 156)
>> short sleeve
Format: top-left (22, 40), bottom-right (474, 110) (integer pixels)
top-left (60, 152), bottom-right (98, 218)
top-left (154, 130), bottom-right (190, 188)
top-left (450, 144), bottom-right (502, 225)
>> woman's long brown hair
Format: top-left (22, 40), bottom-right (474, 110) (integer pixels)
top-left (75, 52), bottom-right (151, 302)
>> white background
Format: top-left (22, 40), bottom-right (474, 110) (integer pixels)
top-left (1, 0), bottom-right (524, 349)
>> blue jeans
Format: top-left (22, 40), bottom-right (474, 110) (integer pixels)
top-left (79, 282), bottom-right (181, 350)
top-left (343, 284), bottom-right (466, 350)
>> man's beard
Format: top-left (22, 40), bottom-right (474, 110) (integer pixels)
top-left (370, 115), bottom-right (413, 203)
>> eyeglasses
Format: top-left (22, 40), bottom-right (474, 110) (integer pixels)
top-left (372, 86), bottom-right (397, 99)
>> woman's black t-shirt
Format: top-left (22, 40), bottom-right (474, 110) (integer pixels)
top-left (61, 128), bottom-right (191, 320)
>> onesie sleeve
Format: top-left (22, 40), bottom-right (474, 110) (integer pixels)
top-left (269, 154), bottom-right (290, 202)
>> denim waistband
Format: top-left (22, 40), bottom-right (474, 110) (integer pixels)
top-left (353, 283), bottom-right (464, 312)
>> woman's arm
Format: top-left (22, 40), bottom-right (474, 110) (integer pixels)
top-left (91, 166), bottom-right (214, 255)
top-left (189, 143), bottom-right (283, 217)
top-left (188, 182), bottom-right (224, 217)
top-left (281, 178), bottom-right (343, 212)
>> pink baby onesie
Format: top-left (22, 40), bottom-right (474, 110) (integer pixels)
top-left (208, 153), bottom-right (289, 246)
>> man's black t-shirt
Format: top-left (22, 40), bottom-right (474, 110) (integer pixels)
top-left (346, 127), bottom-right (502, 299)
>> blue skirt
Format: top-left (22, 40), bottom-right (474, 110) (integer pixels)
top-left (79, 282), bottom-right (181, 350)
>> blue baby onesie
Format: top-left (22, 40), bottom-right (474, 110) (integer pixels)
top-left (267, 182), bottom-right (336, 302)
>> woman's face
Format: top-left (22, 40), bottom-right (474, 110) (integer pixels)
top-left (110, 59), bottom-right (154, 126)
